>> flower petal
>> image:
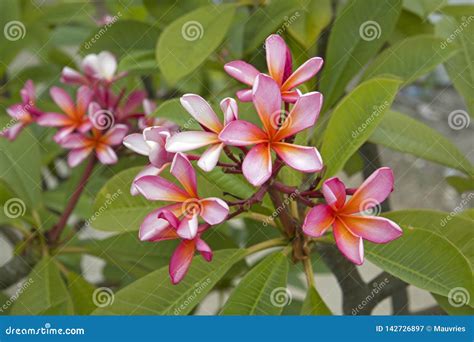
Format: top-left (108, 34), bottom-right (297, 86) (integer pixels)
top-left (165, 131), bottom-right (218, 152)
top-left (143, 99), bottom-right (156, 116)
top-left (242, 143), bottom-right (272, 186)
top-left (252, 74), bottom-right (282, 137)
top-left (200, 197), bottom-right (229, 225)
top-left (338, 215), bottom-right (403, 244)
top-left (333, 218), bottom-right (364, 265)
top-left (134, 175), bottom-right (190, 202)
top-left (196, 238), bottom-right (213, 262)
top-left (272, 142), bottom-right (323, 172)
top-left (61, 66), bottom-right (87, 85)
top-left (180, 94), bottom-right (223, 133)
top-left (220, 97), bottom-right (238, 124)
top-left (21, 80), bottom-right (35, 104)
top-left (60, 134), bottom-right (89, 149)
top-left (2, 122), bottom-right (24, 141)
top-left (273, 91), bottom-right (323, 141)
top-left (139, 208), bottom-right (179, 242)
top-left (50, 87), bottom-right (75, 117)
top-left (236, 89), bottom-right (253, 102)
top-left (37, 113), bottom-right (70, 127)
top-left (265, 34), bottom-right (289, 86)
top-left (54, 126), bottom-right (75, 143)
top-left (123, 133), bottom-right (150, 155)
top-left (322, 177), bottom-right (347, 211)
top-left (122, 91), bottom-right (146, 116)
top-left (97, 51), bottom-right (117, 80)
top-left (96, 145), bottom-right (118, 164)
top-left (281, 90), bottom-right (301, 103)
top-left (343, 167), bottom-right (394, 215)
top-left (171, 153), bottom-right (197, 198)
top-left (198, 143), bottom-right (224, 172)
top-left (169, 240), bottom-right (196, 284)
top-left (177, 213), bottom-right (199, 240)
top-left (68, 147), bottom-right (93, 167)
top-left (281, 57), bottom-right (323, 91)
top-left (302, 204), bottom-right (335, 238)
top-left (218, 120), bottom-right (268, 146)
top-left (76, 86), bottom-right (93, 116)
top-left (131, 164), bottom-right (165, 196)
top-left (103, 124), bottom-right (129, 146)
top-left (224, 61), bottom-right (260, 86)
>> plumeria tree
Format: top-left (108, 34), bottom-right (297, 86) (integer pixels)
top-left (0, 0), bottom-right (472, 316)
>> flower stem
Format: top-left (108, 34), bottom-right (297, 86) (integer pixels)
top-left (245, 237), bottom-right (288, 256)
top-left (303, 257), bottom-right (315, 288)
top-left (48, 154), bottom-right (96, 244)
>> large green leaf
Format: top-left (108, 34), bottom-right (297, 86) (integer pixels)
top-left (370, 111), bottom-right (474, 176)
top-left (243, 1), bottom-right (300, 53)
top-left (80, 20), bottom-right (160, 56)
top-left (287, 0), bottom-right (332, 49)
top-left (143, 0), bottom-right (207, 26)
top-left (11, 257), bottom-right (73, 315)
top-left (197, 167), bottom-right (254, 200)
top-left (319, 0), bottom-right (402, 110)
top-left (91, 167), bottom-right (157, 232)
top-left (390, 9), bottom-right (434, 44)
top-left (221, 252), bottom-right (289, 315)
top-left (0, 127), bottom-right (41, 207)
top-left (151, 98), bottom-right (200, 129)
top-left (383, 210), bottom-right (474, 269)
top-left (301, 286), bottom-right (332, 315)
top-left (446, 176), bottom-right (474, 194)
top-left (365, 227), bottom-right (472, 306)
top-left (319, 78), bottom-right (400, 180)
top-left (432, 293), bottom-right (474, 315)
top-left (93, 249), bottom-right (244, 315)
top-left (403, 0), bottom-right (446, 18)
top-left (156, 4), bottom-right (236, 84)
top-left (67, 272), bottom-right (96, 315)
top-left (362, 35), bottom-right (459, 85)
top-left (437, 6), bottom-right (474, 116)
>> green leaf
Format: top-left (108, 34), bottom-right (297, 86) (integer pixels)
top-left (0, 292), bottom-right (11, 315)
top-left (156, 4), bottom-right (236, 84)
top-left (11, 257), bottom-right (73, 315)
top-left (369, 111), bottom-right (474, 176)
top-left (91, 167), bottom-right (157, 232)
top-left (221, 252), bottom-right (289, 315)
top-left (151, 98), bottom-right (200, 129)
top-left (301, 286), bottom-right (332, 315)
top-left (432, 293), bottom-right (474, 315)
top-left (118, 50), bottom-right (158, 75)
top-left (80, 20), bottom-right (160, 57)
top-left (383, 210), bottom-right (474, 270)
top-left (196, 167), bottom-right (254, 201)
top-left (445, 176), bottom-right (474, 194)
top-left (362, 35), bottom-right (458, 85)
top-left (319, 0), bottom-right (402, 110)
top-left (243, 1), bottom-right (301, 53)
top-left (365, 227), bottom-right (472, 305)
top-left (93, 249), bottom-right (244, 315)
top-left (403, 0), bottom-right (446, 18)
top-left (320, 78), bottom-right (400, 180)
top-left (287, 0), bottom-right (332, 49)
top-left (390, 9), bottom-right (434, 44)
top-left (0, 127), bottom-right (41, 207)
top-left (67, 272), bottom-right (96, 315)
top-left (143, 0), bottom-right (207, 26)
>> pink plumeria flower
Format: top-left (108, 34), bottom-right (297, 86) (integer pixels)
top-left (165, 95), bottom-right (238, 171)
top-left (113, 90), bottom-right (147, 122)
top-left (302, 167), bottom-right (403, 265)
top-left (3, 80), bottom-right (42, 140)
top-left (37, 86), bottom-right (93, 143)
top-left (139, 209), bottom-right (212, 284)
top-left (60, 125), bottom-right (128, 167)
top-left (138, 99), bottom-right (178, 130)
top-left (134, 153), bottom-right (229, 240)
top-left (219, 74), bottom-right (323, 186)
top-left (225, 34), bottom-right (323, 103)
top-left (61, 51), bottom-right (125, 85)
top-left (123, 126), bottom-right (175, 195)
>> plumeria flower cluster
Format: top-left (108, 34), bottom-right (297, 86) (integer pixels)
top-left (3, 51), bottom-right (167, 169)
top-left (125, 34), bottom-right (403, 284)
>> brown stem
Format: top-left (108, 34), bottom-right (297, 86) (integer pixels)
top-left (47, 154), bottom-right (96, 244)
